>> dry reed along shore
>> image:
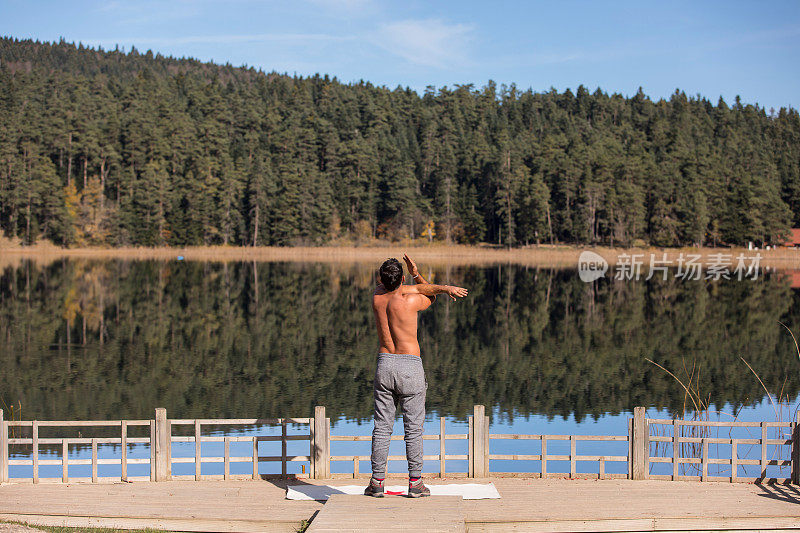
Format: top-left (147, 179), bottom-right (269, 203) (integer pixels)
top-left (0, 244), bottom-right (798, 270)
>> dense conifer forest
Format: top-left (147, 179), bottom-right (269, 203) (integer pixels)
top-left (1, 37), bottom-right (799, 248)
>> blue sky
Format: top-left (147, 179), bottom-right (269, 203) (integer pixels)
top-left (2, 0), bottom-right (799, 110)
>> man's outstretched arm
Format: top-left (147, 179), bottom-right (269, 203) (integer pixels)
top-left (412, 283), bottom-right (468, 300)
top-left (402, 253), bottom-right (468, 301)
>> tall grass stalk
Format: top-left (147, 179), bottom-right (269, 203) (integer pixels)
top-left (646, 323), bottom-right (800, 478)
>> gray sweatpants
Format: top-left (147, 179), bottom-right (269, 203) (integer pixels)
top-left (371, 352), bottom-right (427, 478)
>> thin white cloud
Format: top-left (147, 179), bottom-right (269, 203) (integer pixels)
top-left (84, 33), bottom-right (356, 49)
top-left (371, 19), bottom-right (474, 69)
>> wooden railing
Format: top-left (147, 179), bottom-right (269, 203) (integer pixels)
top-left (2, 418), bottom-right (153, 483)
top-left (167, 414), bottom-right (313, 481)
top-left (646, 414), bottom-right (800, 483)
top-left (1, 405), bottom-right (798, 484)
top-left (0, 408), bottom-right (316, 484)
top-left (329, 416), bottom-right (469, 479)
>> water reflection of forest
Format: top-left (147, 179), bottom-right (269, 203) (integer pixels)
top-left (1, 259), bottom-right (799, 423)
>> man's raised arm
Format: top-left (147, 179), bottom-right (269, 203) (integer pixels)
top-left (403, 253), bottom-right (430, 285)
top-left (402, 253), bottom-right (468, 301)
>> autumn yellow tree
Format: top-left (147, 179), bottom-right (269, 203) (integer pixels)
top-left (421, 219), bottom-right (436, 242)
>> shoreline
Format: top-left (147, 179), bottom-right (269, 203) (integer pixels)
top-left (1, 244), bottom-right (798, 270)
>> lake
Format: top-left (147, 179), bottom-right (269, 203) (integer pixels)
top-left (1, 257), bottom-right (799, 478)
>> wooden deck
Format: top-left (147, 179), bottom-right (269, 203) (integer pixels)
top-left (2, 477), bottom-right (800, 532)
top-left (308, 495), bottom-right (465, 532)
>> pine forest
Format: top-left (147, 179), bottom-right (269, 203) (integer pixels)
top-left (1, 37), bottom-right (799, 248)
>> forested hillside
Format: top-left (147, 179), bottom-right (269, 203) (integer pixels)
top-left (1, 37), bottom-right (798, 247)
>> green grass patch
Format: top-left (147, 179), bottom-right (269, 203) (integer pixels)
top-left (1, 521), bottom-right (175, 533)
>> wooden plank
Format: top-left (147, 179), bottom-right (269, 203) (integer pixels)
top-left (309, 410), bottom-right (315, 480)
top-left (154, 408), bottom-right (170, 481)
top-left (313, 406), bottom-right (326, 479)
top-left (761, 421), bottom-right (768, 482)
top-left (174, 417), bottom-right (311, 425)
top-left (488, 434), bottom-right (543, 440)
top-left (91, 438), bottom-right (98, 483)
top-left (731, 440), bottom-right (738, 483)
top-left (325, 418), bottom-right (331, 479)
top-left (62, 441), bottom-right (68, 483)
top-left (488, 435), bottom-right (626, 441)
top-left (0, 514), bottom-right (302, 533)
top-left (260, 455), bottom-right (311, 462)
top-left (794, 411), bottom-right (800, 484)
top-left (195, 420), bottom-right (202, 481)
top-left (541, 436), bottom-right (547, 478)
top-left (331, 455), bottom-right (439, 462)
top-left (25, 421), bottom-right (126, 427)
top-left (307, 494), bottom-right (464, 532)
top-left (33, 437), bottom-right (128, 445)
top-left (224, 437), bottom-right (230, 480)
top-left (466, 516), bottom-right (800, 532)
top-left (631, 407), bottom-right (646, 480)
top-left (626, 418), bottom-right (632, 480)
top-left (467, 415), bottom-right (473, 478)
top-left (672, 418), bottom-right (679, 480)
top-left (484, 415), bottom-right (490, 475)
top-left (473, 406), bottom-right (485, 477)
top-left (121, 421), bottom-right (128, 482)
top-left (252, 436), bottom-right (258, 480)
top-left (570, 435), bottom-right (576, 478)
top-left (0, 409), bottom-right (5, 483)
top-left (166, 416), bottom-right (172, 478)
top-left (32, 421), bottom-right (39, 484)
top-left (281, 421), bottom-right (287, 478)
top-left (462, 477), bottom-right (800, 524)
top-left (328, 472), bottom-right (470, 480)
top-left (701, 438), bottom-right (708, 482)
top-left (149, 420), bottom-right (155, 481)
top-left (490, 455), bottom-right (541, 461)
top-left (440, 417), bottom-right (446, 477)
top-left (174, 435), bottom-right (308, 443)
top-left (647, 418), bottom-right (768, 427)
top-left (653, 435), bottom-right (765, 445)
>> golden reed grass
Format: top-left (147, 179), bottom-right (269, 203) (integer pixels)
top-left (1, 243), bottom-right (798, 270)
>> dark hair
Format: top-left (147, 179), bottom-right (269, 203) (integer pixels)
top-left (379, 258), bottom-right (403, 291)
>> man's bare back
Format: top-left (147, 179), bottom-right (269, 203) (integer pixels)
top-left (365, 254), bottom-right (468, 498)
top-left (372, 254), bottom-right (468, 356)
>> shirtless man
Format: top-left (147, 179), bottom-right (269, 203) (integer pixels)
top-left (365, 254), bottom-right (468, 498)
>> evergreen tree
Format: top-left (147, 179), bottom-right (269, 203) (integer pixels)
top-left (0, 37), bottom-right (796, 248)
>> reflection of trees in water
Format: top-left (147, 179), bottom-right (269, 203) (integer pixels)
top-left (1, 260), bottom-right (799, 423)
